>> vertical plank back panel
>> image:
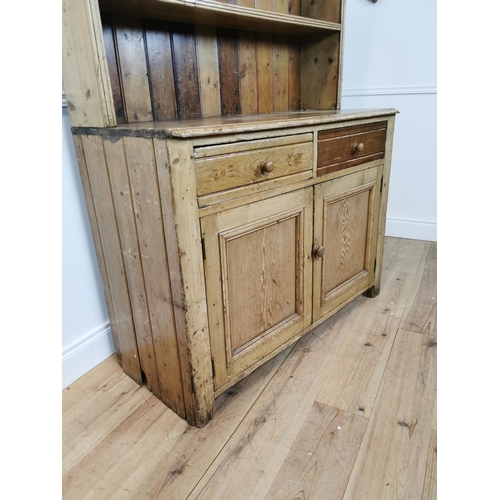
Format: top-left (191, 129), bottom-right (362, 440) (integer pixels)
top-left (114, 16), bottom-right (154, 122)
top-left (104, 14), bottom-right (303, 121)
top-left (238, 30), bottom-right (258, 114)
top-left (101, 14), bottom-right (126, 123)
top-left (171, 22), bottom-right (202, 119)
top-left (218, 28), bottom-right (241, 116)
top-left (273, 35), bottom-right (289, 112)
top-left (301, 0), bottom-right (341, 23)
top-left (196, 25), bottom-right (222, 117)
top-left (143, 19), bottom-right (178, 121)
top-left (300, 33), bottom-right (340, 110)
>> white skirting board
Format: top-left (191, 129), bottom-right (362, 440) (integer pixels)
top-left (385, 217), bottom-right (437, 242)
top-left (62, 323), bottom-right (115, 389)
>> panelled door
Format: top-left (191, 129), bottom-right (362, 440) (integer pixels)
top-left (312, 166), bottom-right (382, 322)
top-left (202, 188), bottom-right (313, 391)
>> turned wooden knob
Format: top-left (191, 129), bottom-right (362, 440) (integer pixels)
top-left (260, 160), bottom-right (275, 174)
top-left (352, 142), bottom-right (365, 154)
top-left (313, 245), bottom-right (325, 258)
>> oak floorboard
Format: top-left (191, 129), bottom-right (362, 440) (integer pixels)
top-left (400, 242), bottom-right (437, 336)
top-left (186, 302), bottom-right (361, 500)
top-left (62, 238), bottom-right (437, 500)
top-left (264, 403), bottom-right (368, 500)
top-left (422, 429), bottom-right (437, 500)
top-left (315, 265), bottom-right (419, 418)
top-left (342, 328), bottom-right (437, 500)
top-left (63, 347), bottom-right (292, 500)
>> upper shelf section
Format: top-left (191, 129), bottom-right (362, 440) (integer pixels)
top-left (99, 0), bottom-right (342, 36)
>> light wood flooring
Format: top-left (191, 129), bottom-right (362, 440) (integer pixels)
top-left (63, 237), bottom-right (437, 500)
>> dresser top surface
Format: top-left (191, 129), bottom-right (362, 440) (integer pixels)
top-left (72, 109), bottom-right (398, 139)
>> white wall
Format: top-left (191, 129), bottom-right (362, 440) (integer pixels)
top-left (342, 0), bottom-right (437, 241)
top-left (61, 0), bottom-right (436, 386)
top-left (62, 109), bottom-right (115, 388)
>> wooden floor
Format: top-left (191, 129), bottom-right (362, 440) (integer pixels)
top-left (63, 237), bottom-right (437, 500)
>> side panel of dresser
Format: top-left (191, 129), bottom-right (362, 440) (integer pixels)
top-left (72, 134), bottom-right (217, 425)
top-left (364, 114), bottom-right (396, 298)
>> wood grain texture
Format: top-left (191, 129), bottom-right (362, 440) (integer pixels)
top-left (312, 167), bottom-right (380, 322)
top-left (217, 28), bottom-right (241, 115)
top-left (301, 0), bottom-right (342, 23)
top-left (323, 190), bottom-right (370, 292)
top-left (238, 30), bottom-right (258, 114)
top-left (257, 32), bottom-right (273, 113)
top-left (80, 135), bottom-right (142, 383)
top-left (400, 242), bottom-right (437, 336)
top-left (123, 136), bottom-right (185, 417)
top-left (102, 138), bottom-right (160, 395)
top-left (100, 0), bottom-right (342, 36)
top-left (301, 33), bottom-right (340, 110)
top-left (264, 403), bottom-right (368, 500)
top-left (318, 124), bottom-right (387, 169)
top-left (342, 329), bottom-right (437, 500)
top-left (422, 429), bottom-right (437, 500)
top-left (101, 14), bottom-right (126, 123)
top-left (114, 15), bottom-right (153, 122)
top-left (315, 247), bottom-right (428, 417)
top-left (225, 215), bottom-right (297, 351)
top-left (195, 140), bottom-right (313, 195)
top-left (143, 18), bottom-right (178, 121)
top-left (202, 188), bottom-right (313, 389)
top-left (62, 0), bottom-right (116, 127)
top-left (72, 137), bottom-right (122, 377)
top-left (273, 35), bottom-right (289, 112)
top-left (187, 293), bottom-right (354, 500)
top-left (288, 37), bottom-right (300, 110)
top-left (163, 138), bottom-right (215, 427)
top-left (171, 22), bottom-right (202, 119)
top-left (196, 25), bottom-right (222, 117)
top-left (63, 348), bottom-right (291, 500)
top-left (63, 239), bottom-right (436, 500)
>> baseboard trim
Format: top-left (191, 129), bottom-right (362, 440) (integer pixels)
top-left (385, 217), bottom-right (437, 242)
top-left (342, 85), bottom-right (437, 97)
top-left (62, 323), bottom-right (115, 389)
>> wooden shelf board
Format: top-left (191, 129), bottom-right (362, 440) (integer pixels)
top-left (73, 109), bottom-right (399, 139)
top-left (99, 0), bottom-right (342, 36)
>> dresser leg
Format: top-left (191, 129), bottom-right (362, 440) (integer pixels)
top-left (363, 285), bottom-right (380, 298)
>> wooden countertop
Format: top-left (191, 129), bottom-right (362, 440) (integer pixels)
top-left (72, 109), bottom-right (399, 139)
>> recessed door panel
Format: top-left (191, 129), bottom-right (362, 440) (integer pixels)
top-left (224, 216), bottom-right (297, 352)
top-left (324, 189), bottom-right (370, 293)
top-left (202, 188), bottom-right (313, 390)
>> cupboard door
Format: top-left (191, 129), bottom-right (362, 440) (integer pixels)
top-left (202, 188), bottom-right (313, 391)
top-left (312, 166), bottom-right (382, 322)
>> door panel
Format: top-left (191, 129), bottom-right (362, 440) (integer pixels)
top-left (313, 166), bottom-right (381, 322)
top-left (324, 189), bottom-right (369, 292)
top-left (202, 188), bottom-right (313, 390)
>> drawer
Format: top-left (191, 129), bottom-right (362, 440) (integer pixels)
top-left (317, 121), bottom-right (387, 176)
top-left (194, 133), bottom-right (313, 197)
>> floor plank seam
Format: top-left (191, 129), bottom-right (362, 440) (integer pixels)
top-left (183, 342), bottom-right (298, 500)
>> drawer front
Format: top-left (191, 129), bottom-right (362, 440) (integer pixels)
top-left (317, 121), bottom-right (387, 176)
top-left (195, 133), bottom-right (313, 196)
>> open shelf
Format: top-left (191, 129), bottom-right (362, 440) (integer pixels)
top-left (99, 0), bottom-right (342, 36)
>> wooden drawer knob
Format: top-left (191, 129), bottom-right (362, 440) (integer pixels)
top-left (352, 142), bottom-right (365, 154)
top-left (260, 160), bottom-right (275, 174)
top-left (313, 245), bottom-right (325, 258)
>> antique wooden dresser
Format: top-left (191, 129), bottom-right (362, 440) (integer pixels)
top-left (63, 0), bottom-right (397, 426)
